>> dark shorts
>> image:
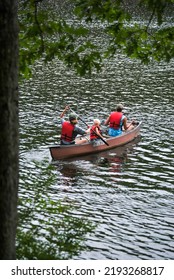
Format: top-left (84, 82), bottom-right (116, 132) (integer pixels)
top-left (60, 140), bottom-right (75, 145)
top-left (90, 139), bottom-right (102, 146)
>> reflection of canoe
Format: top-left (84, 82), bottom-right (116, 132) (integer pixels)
top-left (71, 135), bottom-right (141, 163)
top-left (49, 122), bottom-right (142, 160)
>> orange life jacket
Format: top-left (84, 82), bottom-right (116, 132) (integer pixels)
top-left (61, 121), bottom-right (74, 142)
top-left (109, 112), bottom-right (123, 129)
top-left (90, 125), bottom-right (102, 140)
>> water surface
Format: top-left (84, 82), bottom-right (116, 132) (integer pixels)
top-left (19, 50), bottom-right (174, 259)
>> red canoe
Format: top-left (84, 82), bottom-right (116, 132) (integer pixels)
top-left (49, 122), bottom-right (142, 160)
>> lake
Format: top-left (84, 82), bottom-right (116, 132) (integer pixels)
top-left (19, 45), bottom-right (174, 259)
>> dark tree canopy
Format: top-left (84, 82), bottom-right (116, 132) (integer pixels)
top-left (19, 0), bottom-right (174, 76)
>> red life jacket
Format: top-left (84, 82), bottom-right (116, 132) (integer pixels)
top-left (109, 112), bottom-right (123, 129)
top-left (61, 121), bottom-right (74, 142)
top-left (90, 125), bottom-right (102, 140)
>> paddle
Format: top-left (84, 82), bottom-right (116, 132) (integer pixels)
top-left (69, 107), bottom-right (109, 146)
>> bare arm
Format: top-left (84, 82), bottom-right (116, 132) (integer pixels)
top-left (95, 126), bottom-right (103, 138)
top-left (60, 105), bottom-right (69, 118)
top-left (123, 117), bottom-right (134, 130)
top-left (122, 117), bottom-right (128, 130)
top-left (104, 116), bottom-right (110, 126)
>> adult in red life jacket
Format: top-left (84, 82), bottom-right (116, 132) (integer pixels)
top-left (90, 119), bottom-right (103, 143)
top-left (60, 106), bottom-right (89, 145)
top-left (104, 104), bottom-right (135, 137)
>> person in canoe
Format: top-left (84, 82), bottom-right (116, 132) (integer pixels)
top-left (60, 105), bottom-right (89, 145)
top-left (104, 103), bottom-right (136, 137)
top-left (90, 119), bottom-right (104, 144)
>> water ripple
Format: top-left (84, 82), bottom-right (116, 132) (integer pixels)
top-left (19, 44), bottom-right (174, 259)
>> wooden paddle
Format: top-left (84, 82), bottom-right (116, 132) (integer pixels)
top-left (69, 107), bottom-right (109, 146)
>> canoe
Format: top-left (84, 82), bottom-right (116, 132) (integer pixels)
top-left (49, 121), bottom-right (142, 160)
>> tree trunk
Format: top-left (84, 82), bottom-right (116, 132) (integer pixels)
top-left (0, 1), bottom-right (19, 259)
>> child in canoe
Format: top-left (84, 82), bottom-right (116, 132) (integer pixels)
top-left (90, 119), bottom-right (104, 144)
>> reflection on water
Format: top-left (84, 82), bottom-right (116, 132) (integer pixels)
top-left (19, 41), bottom-right (174, 259)
top-left (55, 137), bottom-right (140, 177)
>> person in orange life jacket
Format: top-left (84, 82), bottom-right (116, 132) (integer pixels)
top-left (90, 119), bottom-right (103, 143)
top-left (60, 106), bottom-right (89, 145)
top-left (104, 104), bottom-right (135, 137)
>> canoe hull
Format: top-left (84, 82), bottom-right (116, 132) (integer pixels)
top-left (49, 122), bottom-right (142, 160)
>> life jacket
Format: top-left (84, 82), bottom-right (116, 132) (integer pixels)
top-left (61, 121), bottom-right (74, 142)
top-left (90, 125), bottom-right (102, 140)
top-left (109, 112), bottom-right (123, 129)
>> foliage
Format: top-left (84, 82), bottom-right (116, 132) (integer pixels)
top-left (19, 0), bottom-right (102, 77)
top-left (74, 0), bottom-right (174, 64)
top-left (19, 0), bottom-right (174, 75)
top-left (16, 161), bottom-right (95, 259)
